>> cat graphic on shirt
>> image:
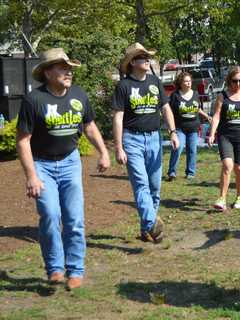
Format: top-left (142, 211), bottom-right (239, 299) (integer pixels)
top-left (45, 104), bottom-right (61, 118)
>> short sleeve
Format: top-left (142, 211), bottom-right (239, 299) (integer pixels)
top-left (17, 96), bottom-right (36, 134)
top-left (82, 96), bottom-right (96, 124)
top-left (112, 81), bottom-right (127, 111)
top-left (169, 92), bottom-right (178, 116)
top-left (158, 79), bottom-right (169, 108)
top-left (169, 92), bottom-right (176, 108)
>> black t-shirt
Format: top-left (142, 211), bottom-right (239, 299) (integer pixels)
top-left (218, 91), bottom-right (240, 142)
top-left (170, 90), bottom-right (201, 132)
top-left (17, 84), bottom-right (95, 158)
top-left (112, 74), bottom-right (169, 132)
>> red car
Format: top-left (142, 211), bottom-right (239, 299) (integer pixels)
top-left (164, 59), bottom-right (179, 71)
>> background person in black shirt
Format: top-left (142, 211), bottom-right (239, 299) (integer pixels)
top-left (16, 48), bottom-right (110, 290)
top-left (209, 66), bottom-right (240, 211)
top-left (112, 43), bottom-right (179, 243)
top-left (167, 72), bottom-right (210, 181)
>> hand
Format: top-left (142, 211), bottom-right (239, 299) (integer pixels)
top-left (208, 135), bottom-right (215, 147)
top-left (26, 176), bottom-right (44, 198)
top-left (170, 133), bottom-right (179, 150)
top-left (207, 116), bottom-right (212, 123)
top-left (115, 148), bottom-right (127, 165)
top-left (97, 152), bottom-right (111, 172)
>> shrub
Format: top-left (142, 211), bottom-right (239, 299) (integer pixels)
top-left (78, 134), bottom-right (94, 156)
top-left (0, 118), bottom-right (17, 155)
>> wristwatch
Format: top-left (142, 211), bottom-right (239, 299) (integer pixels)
top-left (169, 129), bottom-right (177, 135)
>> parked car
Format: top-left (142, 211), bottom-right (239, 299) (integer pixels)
top-left (177, 63), bottom-right (200, 71)
top-left (199, 58), bottom-right (214, 69)
top-left (161, 64), bottom-right (200, 96)
top-left (163, 59), bottom-right (179, 71)
top-left (161, 64), bottom-right (225, 105)
top-left (159, 72), bottom-right (176, 96)
top-left (190, 68), bottom-right (225, 103)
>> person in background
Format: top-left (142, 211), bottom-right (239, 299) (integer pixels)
top-left (167, 72), bottom-right (211, 181)
top-left (208, 66), bottom-right (240, 211)
top-left (112, 43), bottom-right (179, 243)
top-left (16, 48), bottom-right (110, 289)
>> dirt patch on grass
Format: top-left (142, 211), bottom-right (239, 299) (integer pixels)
top-left (0, 152), bottom-right (133, 254)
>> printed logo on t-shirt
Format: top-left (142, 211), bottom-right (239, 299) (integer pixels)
top-left (226, 103), bottom-right (240, 123)
top-left (45, 104), bottom-right (82, 136)
top-left (70, 99), bottom-right (83, 111)
top-left (45, 104), bottom-right (61, 118)
top-left (149, 85), bottom-right (159, 95)
top-left (129, 87), bottom-right (159, 114)
top-left (179, 101), bottom-right (199, 119)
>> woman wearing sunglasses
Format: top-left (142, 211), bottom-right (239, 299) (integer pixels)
top-left (209, 66), bottom-right (240, 211)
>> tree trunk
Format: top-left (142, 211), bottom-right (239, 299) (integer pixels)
top-left (135, 0), bottom-right (146, 44)
top-left (22, 5), bottom-right (33, 57)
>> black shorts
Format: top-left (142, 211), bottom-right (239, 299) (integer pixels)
top-left (218, 135), bottom-right (240, 164)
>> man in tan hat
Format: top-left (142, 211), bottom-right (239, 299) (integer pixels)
top-left (16, 48), bottom-right (110, 289)
top-left (112, 43), bottom-right (179, 243)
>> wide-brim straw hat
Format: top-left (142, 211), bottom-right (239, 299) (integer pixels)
top-left (32, 47), bottom-right (81, 82)
top-left (120, 42), bottom-right (156, 74)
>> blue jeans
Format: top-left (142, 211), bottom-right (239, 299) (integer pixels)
top-left (168, 129), bottom-right (198, 177)
top-left (123, 129), bottom-right (162, 232)
top-left (34, 149), bottom-right (85, 278)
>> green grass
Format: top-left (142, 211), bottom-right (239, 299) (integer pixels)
top-left (1, 148), bottom-right (240, 319)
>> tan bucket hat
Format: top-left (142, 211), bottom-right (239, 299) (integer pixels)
top-left (32, 48), bottom-right (81, 82)
top-left (120, 42), bottom-right (156, 74)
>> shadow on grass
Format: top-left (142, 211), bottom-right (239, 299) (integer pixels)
top-left (161, 198), bottom-right (206, 212)
top-left (117, 280), bottom-right (240, 310)
top-left (90, 174), bottom-right (129, 181)
top-left (87, 241), bottom-right (143, 255)
top-left (0, 226), bottom-right (38, 243)
top-left (191, 181), bottom-right (235, 189)
top-left (194, 229), bottom-right (240, 250)
top-left (87, 234), bottom-right (126, 241)
top-left (0, 270), bottom-right (56, 296)
top-left (110, 200), bottom-right (135, 209)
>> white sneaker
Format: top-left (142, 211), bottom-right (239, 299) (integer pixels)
top-left (214, 197), bottom-right (227, 211)
top-left (233, 196), bottom-right (240, 209)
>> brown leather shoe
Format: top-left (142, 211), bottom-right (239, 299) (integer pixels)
top-left (66, 277), bottom-right (83, 290)
top-left (141, 216), bottom-right (164, 243)
top-left (48, 272), bottom-right (65, 284)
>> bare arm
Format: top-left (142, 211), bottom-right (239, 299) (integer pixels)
top-left (112, 110), bottom-right (127, 165)
top-left (83, 120), bottom-right (110, 172)
top-left (208, 94), bottom-right (223, 147)
top-left (16, 129), bottom-right (44, 198)
top-left (162, 103), bottom-right (179, 150)
top-left (198, 108), bottom-right (212, 122)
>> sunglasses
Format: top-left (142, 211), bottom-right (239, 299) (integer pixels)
top-left (231, 79), bottom-right (240, 84)
top-left (133, 56), bottom-right (150, 64)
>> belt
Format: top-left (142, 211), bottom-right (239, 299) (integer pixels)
top-left (124, 128), bottom-right (159, 134)
top-left (33, 151), bottom-right (72, 161)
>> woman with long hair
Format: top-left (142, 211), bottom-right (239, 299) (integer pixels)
top-left (209, 66), bottom-right (240, 211)
top-left (167, 72), bottom-right (210, 180)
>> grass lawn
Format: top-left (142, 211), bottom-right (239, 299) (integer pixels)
top-left (0, 147), bottom-right (240, 320)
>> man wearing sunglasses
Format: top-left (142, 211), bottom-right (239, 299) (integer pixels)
top-left (112, 43), bottom-right (179, 243)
